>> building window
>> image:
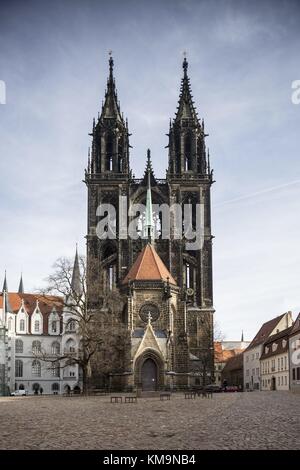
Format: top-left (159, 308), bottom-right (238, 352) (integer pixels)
top-left (292, 368), bottom-right (296, 380)
top-left (284, 356), bottom-right (287, 370)
top-left (15, 339), bottom-right (23, 354)
top-left (66, 339), bottom-right (76, 353)
top-left (32, 340), bottom-right (41, 354)
top-left (67, 320), bottom-right (76, 332)
top-left (256, 352), bottom-right (259, 359)
top-left (297, 368), bottom-right (300, 380)
top-left (277, 376), bottom-right (280, 386)
top-left (51, 362), bottom-right (60, 377)
top-left (246, 356), bottom-right (249, 363)
top-left (51, 341), bottom-right (60, 355)
top-left (34, 320), bottom-right (40, 332)
top-left (20, 319), bottom-right (25, 332)
top-left (15, 359), bottom-right (23, 377)
top-left (19, 384), bottom-right (24, 390)
top-left (51, 321), bottom-right (57, 333)
top-left (32, 360), bottom-right (41, 377)
top-left (52, 383), bottom-right (59, 394)
top-left (284, 376), bottom-right (287, 385)
top-left (256, 368), bottom-right (259, 376)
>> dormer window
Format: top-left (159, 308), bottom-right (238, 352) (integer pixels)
top-left (51, 321), bottom-right (57, 333)
top-left (272, 343), bottom-right (278, 352)
top-left (20, 319), bottom-right (25, 332)
top-left (34, 320), bottom-right (40, 332)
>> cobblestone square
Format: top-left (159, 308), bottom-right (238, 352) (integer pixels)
top-left (0, 391), bottom-right (299, 450)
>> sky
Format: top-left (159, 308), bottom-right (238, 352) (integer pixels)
top-left (0, 0), bottom-right (300, 341)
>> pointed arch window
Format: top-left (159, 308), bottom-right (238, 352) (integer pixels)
top-left (184, 133), bottom-right (192, 171)
top-left (51, 341), bottom-right (60, 355)
top-left (106, 133), bottom-right (114, 171)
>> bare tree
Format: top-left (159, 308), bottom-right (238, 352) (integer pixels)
top-left (196, 316), bottom-right (225, 386)
top-left (38, 255), bottom-right (128, 394)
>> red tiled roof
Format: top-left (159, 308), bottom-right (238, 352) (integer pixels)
top-left (214, 342), bottom-right (244, 362)
top-left (122, 243), bottom-right (176, 285)
top-left (0, 292), bottom-right (63, 334)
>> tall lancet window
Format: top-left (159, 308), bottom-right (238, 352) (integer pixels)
top-left (184, 134), bottom-right (192, 171)
top-left (108, 265), bottom-right (114, 290)
top-left (186, 263), bottom-right (191, 288)
top-left (106, 133), bottom-right (114, 171)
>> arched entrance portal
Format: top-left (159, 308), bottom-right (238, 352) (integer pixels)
top-left (141, 358), bottom-right (157, 391)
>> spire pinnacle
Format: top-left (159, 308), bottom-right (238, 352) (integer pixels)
top-left (18, 273), bottom-right (24, 294)
top-left (100, 54), bottom-right (123, 122)
top-left (71, 245), bottom-right (82, 297)
top-left (174, 57), bottom-right (199, 124)
top-left (183, 56), bottom-right (188, 76)
top-left (241, 330), bottom-right (244, 343)
top-left (2, 270), bottom-right (7, 293)
top-left (109, 51), bottom-right (114, 79)
top-left (144, 150), bottom-right (154, 242)
top-left (2, 271), bottom-right (13, 312)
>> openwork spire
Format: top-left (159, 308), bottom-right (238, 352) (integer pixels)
top-left (142, 148), bottom-right (156, 185)
top-left (144, 150), bottom-right (154, 242)
top-left (174, 57), bottom-right (199, 124)
top-left (100, 53), bottom-right (123, 122)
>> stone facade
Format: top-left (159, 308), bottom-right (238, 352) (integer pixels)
top-left (85, 57), bottom-right (215, 390)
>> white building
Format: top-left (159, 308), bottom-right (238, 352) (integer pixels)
top-left (0, 252), bottom-right (82, 395)
top-left (289, 312), bottom-right (300, 393)
top-left (260, 327), bottom-right (292, 391)
top-left (243, 312), bottom-right (293, 391)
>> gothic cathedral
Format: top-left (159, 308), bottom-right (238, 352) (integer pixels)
top-left (85, 56), bottom-right (215, 390)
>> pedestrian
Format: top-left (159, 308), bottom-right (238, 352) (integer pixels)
top-left (40, 387), bottom-right (43, 395)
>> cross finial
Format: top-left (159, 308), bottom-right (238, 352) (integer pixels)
top-left (182, 52), bottom-right (188, 75)
top-left (108, 50), bottom-right (114, 75)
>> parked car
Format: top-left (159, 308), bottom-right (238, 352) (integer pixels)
top-left (223, 385), bottom-right (239, 393)
top-left (11, 389), bottom-right (27, 396)
top-left (204, 384), bottom-right (223, 393)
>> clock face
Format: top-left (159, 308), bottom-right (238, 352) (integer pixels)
top-left (139, 303), bottom-right (160, 323)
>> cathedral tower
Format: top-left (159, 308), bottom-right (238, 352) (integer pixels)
top-left (85, 56), bottom-right (215, 389)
